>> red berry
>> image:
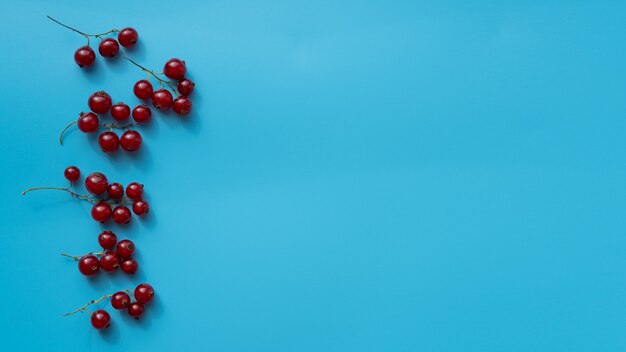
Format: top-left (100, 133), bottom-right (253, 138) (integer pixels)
top-left (118, 27), bottom-right (138, 48)
top-left (77, 112), bottom-right (99, 133)
top-left (110, 102), bottom-right (131, 122)
top-left (121, 258), bottom-right (138, 274)
top-left (92, 202), bottom-right (112, 222)
top-left (91, 310), bottom-right (111, 330)
top-left (125, 183), bottom-right (144, 200)
top-left (111, 291), bottom-right (131, 310)
top-left (127, 302), bottom-right (144, 319)
top-left (173, 96), bottom-right (192, 116)
top-left (116, 239), bottom-right (135, 259)
top-left (64, 166), bottom-right (81, 182)
top-left (152, 89), bottom-right (173, 110)
top-left (134, 283), bottom-right (154, 304)
top-left (132, 104), bottom-right (152, 123)
top-left (112, 206), bottom-right (132, 224)
top-left (74, 46), bottom-right (96, 68)
top-left (78, 255), bottom-right (100, 276)
top-left (85, 172), bottom-right (109, 195)
top-left (120, 130), bottom-right (142, 152)
top-left (177, 78), bottom-right (195, 96)
top-left (107, 183), bottom-right (124, 199)
top-left (163, 58), bottom-right (186, 80)
top-left (88, 91), bottom-right (112, 114)
top-left (98, 131), bottom-right (120, 152)
top-left (132, 200), bottom-right (149, 215)
top-left (100, 251), bottom-right (120, 272)
top-left (98, 38), bottom-right (120, 58)
top-left (133, 80), bottom-right (153, 100)
top-left (98, 230), bottom-right (117, 249)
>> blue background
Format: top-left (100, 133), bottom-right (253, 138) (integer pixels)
top-left (1, 0), bottom-right (625, 351)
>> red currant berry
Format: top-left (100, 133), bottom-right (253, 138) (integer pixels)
top-left (77, 112), bottom-right (99, 133)
top-left (118, 27), bottom-right (138, 48)
top-left (177, 78), bottom-right (195, 96)
top-left (74, 46), bottom-right (96, 68)
top-left (110, 102), bottom-right (131, 122)
top-left (98, 230), bottom-right (117, 249)
top-left (111, 291), bottom-right (131, 310)
top-left (152, 89), bottom-right (173, 110)
top-left (116, 239), bottom-right (135, 259)
top-left (163, 58), bottom-right (186, 80)
top-left (85, 172), bottom-right (109, 195)
top-left (132, 199), bottom-right (149, 215)
top-left (107, 183), bottom-right (124, 199)
top-left (91, 202), bottom-right (112, 223)
top-left (64, 166), bottom-right (81, 182)
top-left (173, 96), bottom-right (192, 116)
top-left (132, 104), bottom-right (152, 123)
top-left (98, 131), bottom-right (120, 153)
top-left (121, 258), bottom-right (138, 274)
top-left (126, 183), bottom-right (144, 200)
top-left (133, 80), bottom-right (153, 100)
top-left (78, 255), bottom-right (100, 276)
top-left (112, 206), bottom-right (132, 224)
top-left (127, 302), bottom-right (144, 319)
top-left (120, 130), bottom-right (142, 152)
top-left (91, 310), bottom-right (111, 330)
top-left (99, 251), bottom-right (120, 272)
top-left (88, 91), bottom-right (112, 114)
top-left (134, 283), bottom-right (154, 304)
top-left (98, 38), bottom-right (120, 58)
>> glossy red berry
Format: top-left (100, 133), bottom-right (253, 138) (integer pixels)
top-left (125, 183), bottom-right (144, 200)
top-left (112, 206), bottom-right (132, 224)
top-left (98, 131), bottom-right (120, 153)
top-left (78, 255), bottom-right (100, 276)
top-left (111, 291), bottom-right (131, 310)
top-left (133, 80), bottom-right (153, 100)
top-left (110, 102), bottom-right (131, 122)
top-left (121, 258), bottom-right (138, 274)
top-left (132, 200), bottom-right (149, 215)
top-left (134, 283), bottom-right (154, 304)
top-left (177, 78), bottom-right (195, 96)
top-left (99, 251), bottom-right (120, 272)
top-left (118, 27), bottom-right (138, 48)
top-left (98, 38), bottom-right (120, 58)
top-left (152, 89), bottom-right (173, 110)
top-left (127, 302), bottom-right (144, 319)
top-left (74, 46), bottom-right (96, 68)
top-left (91, 202), bottom-right (112, 222)
top-left (107, 183), bottom-right (124, 199)
top-left (91, 310), bottom-right (111, 330)
top-left (98, 230), bottom-right (117, 249)
top-left (64, 166), bottom-right (81, 182)
top-left (173, 96), bottom-right (192, 116)
top-left (120, 130), bottom-right (142, 152)
top-left (163, 58), bottom-right (186, 80)
top-left (77, 112), bottom-right (99, 133)
top-left (88, 91), bottom-right (112, 114)
top-left (132, 104), bottom-right (152, 123)
top-left (116, 239), bottom-right (135, 259)
top-left (85, 172), bottom-right (109, 195)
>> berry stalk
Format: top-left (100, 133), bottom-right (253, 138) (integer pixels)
top-left (125, 57), bottom-right (177, 93)
top-left (47, 16), bottom-right (118, 46)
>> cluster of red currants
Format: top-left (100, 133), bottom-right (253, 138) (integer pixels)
top-left (66, 283), bottom-right (155, 329)
top-left (48, 16), bottom-right (138, 68)
top-left (63, 231), bottom-right (138, 275)
top-left (23, 166), bottom-right (149, 224)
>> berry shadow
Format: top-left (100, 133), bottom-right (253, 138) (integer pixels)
top-left (98, 319), bottom-right (121, 344)
top-left (182, 83), bottom-right (204, 135)
top-left (122, 40), bottom-right (147, 62)
top-left (138, 206), bottom-right (158, 230)
top-left (79, 59), bottom-right (107, 85)
top-left (102, 54), bottom-right (130, 75)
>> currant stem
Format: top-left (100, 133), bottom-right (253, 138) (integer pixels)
top-left (61, 252), bottom-right (104, 260)
top-left (124, 57), bottom-right (178, 93)
top-left (100, 122), bottom-right (137, 129)
top-left (21, 187), bottom-right (132, 205)
top-left (59, 120), bottom-right (77, 145)
top-left (63, 294), bottom-right (113, 316)
top-left (47, 16), bottom-right (118, 46)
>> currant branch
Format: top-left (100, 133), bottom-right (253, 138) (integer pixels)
top-left (63, 294), bottom-right (114, 316)
top-left (21, 187), bottom-right (133, 205)
top-left (124, 57), bottom-right (177, 93)
top-left (61, 252), bottom-right (104, 260)
top-left (59, 120), bottom-right (137, 145)
top-left (47, 16), bottom-right (118, 46)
